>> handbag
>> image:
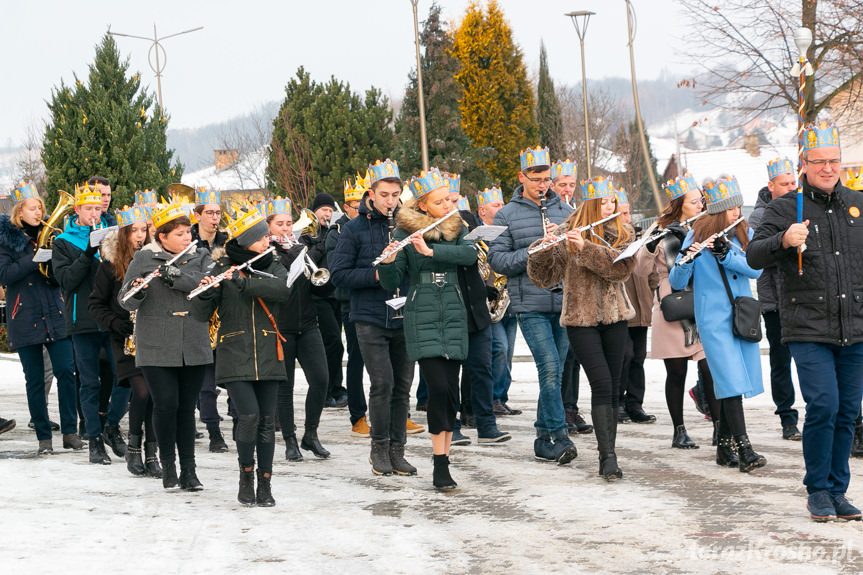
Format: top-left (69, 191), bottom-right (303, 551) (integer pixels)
top-left (715, 258), bottom-right (763, 342)
top-left (660, 289), bottom-right (695, 322)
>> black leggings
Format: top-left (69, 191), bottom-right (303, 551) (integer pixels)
top-left (226, 380), bottom-right (279, 473)
top-left (418, 357), bottom-right (460, 434)
top-left (718, 395), bottom-right (747, 437)
top-left (566, 321), bottom-right (628, 408)
top-left (141, 365), bottom-right (205, 469)
top-left (663, 357), bottom-right (719, 428)
top-left (125, 374), bottom-right (154, 441)
top-left (278, 329), bottom-right (328, 438)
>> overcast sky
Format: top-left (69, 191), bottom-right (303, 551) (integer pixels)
top-left (1, 0), bottom-right (689, 147)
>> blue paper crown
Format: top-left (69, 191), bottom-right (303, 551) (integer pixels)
top-left (368, 159), bottom-right (400, 184)
top-left (258, 197), bottom-right (292, 218)
top-left (767, 157), bottom-right (795, 180)
top-left (552, 159), bottom-right (577, 179)
top-left (444, 172), bottom-right (460, 194)
top-left (457, 197), bottom-right (470, 211)
top-left (195, 187), bottom-right (221, 206)
top-left (477, 187), bottom-right (503, 206)
top-left (134, 190), bottom-right (158, 205)
top-left (663, 173), bottom-right (699, 201)
top-left (520, 146), bottom-right (551, 171)
top-left (803, 122), bottom-right (840, 151)
top-left (115, 205), bottom-right (152, 228)
top-left (581, 176), bottom-right (615, 200)
top-left (11, 181), bottom-right (40, 204)
top-left (409, 168), bottom-right (447, 199)
top-left (703, 175), bottom-right (742, 206)
top-left (615, 188), bottom-right (629, 206)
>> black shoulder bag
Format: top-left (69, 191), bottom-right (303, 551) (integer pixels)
top-left (658, 234), bottom-right (695, 322)
top-left (715, 257), bottom-right (762, 342)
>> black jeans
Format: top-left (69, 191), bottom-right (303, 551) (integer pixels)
top-left (566, 321), bottom-right (628, 408)
top-left (125, 374), bottom-right (155, 440)
top-left (315, 298), bottom-right (346, 400)
top-left (141, 365), bottom-right (205, 469)
top-left (561, 346), bottom-right (581, 412)
top-left (226, 380), bottom-right (279, 473)
top-left (342, 308), bottom-right (367, 424)
top-left (419, 357), bottom-right (461, 434)
top-left (620, 326), bottom-right (648, 410)
top-left (278, 327), bottom-right (328, 437)
top-left (355, 322), bottom-right (413, 445)
top-left (460, 325), bottom-right (497, 436)
top-left (197, 362), bottom-right (221, 431)
top-left (763, 310), bottom-right (798, 427)
top-left (18, 339), bottom-right (78, 440)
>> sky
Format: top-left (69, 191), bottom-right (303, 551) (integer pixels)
top-left (0, 0), bottom-right (689, 148)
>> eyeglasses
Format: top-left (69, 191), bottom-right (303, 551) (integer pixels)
top-left (690, 197), bottom-right (705, 206)
top-left (806, 158), bottom-right (841, 167)
top-left (523, 174), bottom-right (553, 185)
top-left (202, 210), bottom-right (222, 217)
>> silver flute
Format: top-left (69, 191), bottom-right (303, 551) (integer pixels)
top-left (371, 208), bottom-right (460, 267)
top-left (675, 217), bottom-right (745, 266)
top-left (187, 246), bottom-right (277, 299)
top-left (643, 211), bottom-right (707, 244)
top-left (121, 242), bottom-right (197, 303)
top-left (527, 212), bottom-right (621, 255)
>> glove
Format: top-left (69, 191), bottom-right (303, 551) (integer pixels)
top-left (710, 236), bottom-right (729, 259)
top-left (666, 222), bottom-right (687, 242)
top-left (158, 264), bottom-right (182, 287)
top-left (112, 318), bottom-right (134, 336)
top-left (231, 275), bottom-right (247, 291)
top-left (644, 235), bottom-right (662, 253)
top-left (84, 243), bottom-right (99, 257)
top-left (486, 285), bottom-right (499, 301)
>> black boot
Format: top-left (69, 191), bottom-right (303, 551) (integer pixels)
top-left (369, 439), bottom-right (392, 476)
top-left (852, 417), bottom-right (863, 458)
top-left (179, 466), bottom-right (204, 491)
top-left (208, 426), bottom-right (229, 453)
top-left (144, 442), bottom-right (162, 478)
top-left (712, 420), bottom-right (720, 447)
top-left (102, 423), bottom-right (127, 457)
top-left (432, 454), bottom-right (457, 491)
top-left (238, 463), bottom-right (256, 506)
top-left (162, 461), bottom-right (179, 489)
top-left (88, 437), bottom-right (111, 465)
top-left (256, 469), bottom-right (275, 507)
top-left (593, 405), bottom-right (622, 481)
top-left (300, 429), bottom-right (330, 459)
top-left (389, 442), bottom-right (417, 476)
top-left (671, 425), bottom-right (699, 449)
top-left (284, 436), bottom-right (303, 461)
top-left (734, 435), bottom-right (766, 473)
top-left (125, 434), bottom-right (147, 476)
top-left (715, 434), bottom-right (739, 468)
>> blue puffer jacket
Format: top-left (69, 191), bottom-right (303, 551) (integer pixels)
top-left (487, 186), bottom-right (570, 314)
top-left (0, 215), bottom-right (67, 349)
top-left (330, 193), bottom-right (410, 330)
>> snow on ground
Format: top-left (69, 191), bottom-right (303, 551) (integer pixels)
top-left (3, 344), bottom-right (863, 574)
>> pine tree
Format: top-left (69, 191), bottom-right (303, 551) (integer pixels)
top-left (393, 2), bottom-right (491, 195)
top-left (41, 34), bottom-right (182, 208)
top-left (613, 119), bottom-right (659, 214)
top-left (536, 42), bottom-right (564, 162)
top-left (452, 0), bottom-right (538, 194)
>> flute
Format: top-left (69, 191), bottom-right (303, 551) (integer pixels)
top-left (187, 246), bottom-right (277, 299)
top-left (527, 212), bottom-right (621, 255)
top-left (643, 211), bottom-right (707, 244)
top-left (121, 242), bottom-right (197, 303)
top-left (675, 217), bottom-right (745, 266)
top-left (371, 209), bottom-right (460, 267)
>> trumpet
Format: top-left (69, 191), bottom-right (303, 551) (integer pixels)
top-left (372, 208), bottom-right (460, 266)
top-left (675, 217), bottom-right (745, 266)
top-left (121, 242), bottom-right (198, 303)
top-left (527, 212), bottom-right (621, 255)
top-left (274, 235), bottom-right (330, 286)
top-left (187, 246), bottom-right (277, 299)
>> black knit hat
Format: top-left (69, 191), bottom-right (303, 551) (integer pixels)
top-left (311, 193), bottom-right (336, 212)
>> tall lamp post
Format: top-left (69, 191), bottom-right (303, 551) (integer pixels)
top-left (566, 11), bottom-right (595, 179)
top-left (791, 26), bottom-right (813, 275)
top-left (109, 24), bottom-right (203, 110)
top-left (410, 0), bottom-right (430, 171)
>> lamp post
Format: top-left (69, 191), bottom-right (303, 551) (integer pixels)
top-left (109, 24), bottom-right (203, 110)
top-left (566, 10), bottom-right (595, 179)
top-left (791, 26), bottom-right (813, 275)
top-left (410, 0), bottom-right (429, 171)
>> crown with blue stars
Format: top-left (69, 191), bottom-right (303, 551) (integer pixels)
top-left (551, 159), bottom-right (577, 179)
top-left (74, 183), bottom-right (102, 206)
top-left (115, 205), bottom-right (151, 228)
top-left (803, 121), bottom-right (840, 151)
top-left (195, 187), bottom-right (221, 207)
top-left (663, 173), bottom-right (699, 201)
top-left (703, 175), bottom-right (743, 215)
top-left (457, 197), bottom-right (470, 211)
top-left (477, 187), bottom-right (503, 207)
top-left (368, 159), bottom-right (400, 184)
top-left (11, 181), bottom-right (40, 204)
top-left (581, 176), bottom-right (615, 200)
top-left (258, 197), bottom-right (292, 218)
top-left (615, 188), bottom-right (629, 206)
top-left (519, 146), bottom-right (551, 171)
top-left (767, 158), bottom-right (795, 180)
top-left (134, 190), bottom-right (158, 205)
top-left (443, 172), bottom-right (460, 194)
top-left (409, 167), bottom-right (447, 199)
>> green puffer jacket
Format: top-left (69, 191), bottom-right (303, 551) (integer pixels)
top-left (378, 205), bottom-right (476, 361)
top-left (191, 249), bottom-right (290, 385)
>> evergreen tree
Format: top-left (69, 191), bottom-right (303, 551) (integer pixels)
top-left (452, 0), bottom-right (538, 194)
top-left (42, 34), bottom-right (182, 208)
top-left (613, 119), bottom-right (659, 214)
top-left (393, 2), bottom-right (491, 195)
top-left (536, 42), bottom-right (564, 162)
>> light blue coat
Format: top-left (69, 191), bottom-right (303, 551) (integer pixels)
top-left (668, 230), bottom-right (764, 399)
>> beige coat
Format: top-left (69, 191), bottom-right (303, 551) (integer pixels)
top-left (625, 267), bottom-right (659, 328)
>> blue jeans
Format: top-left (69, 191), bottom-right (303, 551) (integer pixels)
top-left (764, 310), bottom-right (798, 427)
top-left (788, 342), bottom-right (863, 495)
top-left (416, 371), bottom-right (428, 407)
top-left (462, 325), bottom-right (497, 436)
top-left (18, 339), bottom-right (78, 440)
top-left (72, 332), bottom-right (121, 438)
top-left (518, 312), bottom-right (569, 438)
top-left (491, 315), bottom-right (518, 403)
top-left (342, 309), bottom-right (367, 424)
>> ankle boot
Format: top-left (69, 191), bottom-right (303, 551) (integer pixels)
top-left (300, 429), bottom-right (330, 459)
top-left (712, 420), bottom-right (720, 447)
top-left (432, 454), bottom-right (457, 491)
top-left (238, 463), bottom-right (256, 506)
top-left (389, 442), bottom-right (417, 476)
top-left (256, 469), bottom-right (275, 507)
top-left (593, 405), bottom-right (622, 481)
top-left (369, 439), bottom-right (392, 476)
top-left (734, 435), bottom-right (766, 473)
top-left (284, 436), bottom-right (303, 461)
top-left (63, 433), bottom-right (85, 450)
top-left (102, 423), bottom-right (127, 457)
top-left (88, 437), bottom-right (111, 465)
top-left (144, 442), bottom-right (162, 478)
top-left (125, 434), bottom-right (147, 476)
top-left (208, 427), bottom-right (229, 453)
top-left (671, 425), bottom-right (699, 449)
top-left (715, 434), bottom-right (739, 467)
top-left (162, 461), bottom-right (179, 489)
top-left (179, 466), bottom-right (204, 491)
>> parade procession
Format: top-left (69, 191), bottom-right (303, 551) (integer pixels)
top-left (7, 1), bottom-right (863, 573)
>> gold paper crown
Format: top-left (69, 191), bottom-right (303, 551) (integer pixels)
top-left (344, 180), bottom-right (364, 203)
top-left (226, 208), bottom-right (265, 239)
top-left (74, 183), bottom-right (102, 206)
top-left (846, 171), bottom-right (863, 191)
top-left (152, 197), bottom-right (188, 229)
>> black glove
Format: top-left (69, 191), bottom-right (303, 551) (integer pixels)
top-left (666, 222), bottom-right (687, 242)
top-left (231, 275), bottom-right (247, 291)
top-left (111, 318), bottom-right (135, 336)
top-left (486, 285), bottom-right (499, 301)
top-left (710, 236), bottom-right (730, 259)
top-left (644, 235), bottom-right (662, 253)
top-left (84, 242), bottom-right (99, 257)
top-left (158, 264), bottom-right (182, 287)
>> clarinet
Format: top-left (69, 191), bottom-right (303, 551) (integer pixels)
top-left (386, 209), bottom-right (404, 319)
top-left (540, 191), bottom-right (551, 238)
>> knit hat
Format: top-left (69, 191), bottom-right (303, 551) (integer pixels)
top-left (311, 192), bottom-right (336, 212)
top-left (703, 176), bottom-right (744, 215)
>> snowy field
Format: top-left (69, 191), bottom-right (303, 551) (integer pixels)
top-left (3, 345), bottom-right (863, 574)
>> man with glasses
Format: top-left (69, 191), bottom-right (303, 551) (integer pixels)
top-left (488, 147), bottom-right (577, 464)
top-left (749, 122), bottom-right (863, 522)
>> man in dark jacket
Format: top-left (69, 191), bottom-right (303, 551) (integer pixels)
top-left (748, 158), bottom-right (801, 441)
top-left (487, 146), bottom-right (577, 464)
top-left (748, 122), bottom-right (863, 522)
top-left (88, 176), bottom-right (117, 227)
top-left (330, 159), bottom-right (414, 476)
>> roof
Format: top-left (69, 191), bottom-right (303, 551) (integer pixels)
top-left (181, 147), bottom-right (268, 192)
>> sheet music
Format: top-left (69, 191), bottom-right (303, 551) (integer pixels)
top-left (33, 248), bottom-right (53, 263)
top-left (89, 226), bottom-right (118, 247)
top-left (386, 296), bottom-right (406, 310)
top-left (614, 233), bottom-right (652, 263)
top-left (286, 247), bottom-right (307, 288)
top-left (465, 225), bottom-right (507, 241)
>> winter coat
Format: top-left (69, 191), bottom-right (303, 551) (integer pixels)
top-left (748, 187), bottom-right (782, 313)
top-left (527, 221), bottom-right (636, 328)
top-left (487, 186), bottom-right (570, 314)
top-left (669, 230), bottom-right (763, 399)
top-left (191, 224), bottom-right (228, 254)
top-left (0, 216), bottom-right (67, 349)
top-left (191, 248), bottom-right (290, 385)
top-left (118, 241), bottom-right (213, 368)
top-left (299, 223), bottom-right (336, 302)
top-left (52, 215), bottom-right (102, 335)
top-left (329, 193), bottom-right (409, 330)
top-left (378, 206), bottom-right (476, 361)
top-left (325, 213), bottom-right (352, 303)
top-left (748, 176), bottom-right (863, 345)
top-left (102, 211), bottom-right (118, 227)
top-left (273, 241), bottom-right (331, 334)
top-left (88, 231), bottom-right (140, 382)
top-left (625, 264), bottom-right (659, 328)
top-left (457, 210), bottom-right (492, 333)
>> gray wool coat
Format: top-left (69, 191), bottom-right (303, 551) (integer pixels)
top-left (118, 241), bottom-right (214, 368)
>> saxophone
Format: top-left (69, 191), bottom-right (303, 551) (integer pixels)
top-left (476, 240), bottom-right (510, 323)
top-left (124, 311), bottom-right (137, 356)
top-left (209, 309), bottom-right (220, 350)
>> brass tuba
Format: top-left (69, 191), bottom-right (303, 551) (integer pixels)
top-left (37, 190), bottom-right (75, 278)
top-left (294, 208), bottom-right (319, 237)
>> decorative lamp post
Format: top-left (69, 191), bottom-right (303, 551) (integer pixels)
top-left (410, 0), bottom-right (430, 171)
top-left (791, 26), bottom-right (813, 275)
top-left (566, 10), bottom-right (595, 179)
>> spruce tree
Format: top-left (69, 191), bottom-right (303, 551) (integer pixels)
top-left (42, 34), bottom-right (182, 208)
top-left (536, 42), bottom-right (564, 162)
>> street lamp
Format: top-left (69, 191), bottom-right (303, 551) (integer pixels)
top-left (109, 24), bottom-right (203, 110)
top-left (410, 0), bottom-right (430, 171)
top-left (566, 10), bottom-right (595, 179)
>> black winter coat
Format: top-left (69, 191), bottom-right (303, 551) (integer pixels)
top-left (51, 216), bottom-right (102, 335)
top-left (748, 176), bottom-right (863, 345)
top-left (273, 241), bottom-right (332, 334)
top-left (299, 224), bottom-right (335, 301)
top-left (191, 224), bottom-right (228, 253)
top-left (325, 213), bottom-right (352, 303)
top-left (458, 211), bottom-right (492, 333)
top-left (748, 186), bottom-right (782, 313)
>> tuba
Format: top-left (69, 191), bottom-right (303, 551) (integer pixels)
top-left (295, 208), bottom-right (319, 237)
top-left (37, 190), bottom-right (75, 278)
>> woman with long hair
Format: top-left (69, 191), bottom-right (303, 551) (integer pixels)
top-left (0, 182), bottom-right (82, 454)
top-left (669, 176), bottom-right (767, 472)
top-left (89, 205), bottom-right (160, 477)
top-left (528, 176), bottom-right (635, 481)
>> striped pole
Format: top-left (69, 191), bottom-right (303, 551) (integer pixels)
top-left (797, 55), bottom-right (805, 275)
